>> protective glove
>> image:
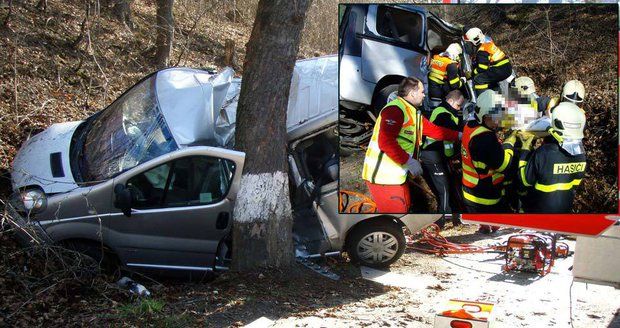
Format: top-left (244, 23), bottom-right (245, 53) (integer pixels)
top-left (518, 131), bottom-right (536, 150)
top-left (503, 129), bottom-right (518, 146)
top-left (406, 156), bottom-right (423, 177)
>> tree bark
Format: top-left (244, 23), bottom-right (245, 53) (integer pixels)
top-left (232, 0), bottom-right (312, 271)
top-left (112, 0), bottom-right (133, 30)
top-left (155, 0), bottom-right (174, 68)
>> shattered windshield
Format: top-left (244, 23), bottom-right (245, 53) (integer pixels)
top-left (80, 75), bottom-right (177, 183)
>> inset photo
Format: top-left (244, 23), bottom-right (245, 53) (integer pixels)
top-left (338, 4), bottom-right (618, 216)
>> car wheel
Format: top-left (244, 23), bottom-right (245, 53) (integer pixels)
top-left (372, 84), bottom-right (399, 114)
top-left (347, 219), bottom-right (406, 268)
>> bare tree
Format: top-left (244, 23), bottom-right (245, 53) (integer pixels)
top-left (232, 0), bottom-right (312, 271)
top-left (155, 0), bottom-right (174, 68)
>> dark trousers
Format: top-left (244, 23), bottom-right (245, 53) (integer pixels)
top-left (473, 64), bottom-right (512, 96)
top-left (420, 150), bottom-right (454, 216)
top-left (428, 81), bottom-right (448, 101)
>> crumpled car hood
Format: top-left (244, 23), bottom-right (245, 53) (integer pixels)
top-left (12, 121), bottom-right (82, 194)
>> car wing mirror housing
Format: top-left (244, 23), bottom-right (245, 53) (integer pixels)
top-left (114, 184), bottom-right (132, 217)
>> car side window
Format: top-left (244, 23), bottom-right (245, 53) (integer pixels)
top-left (126, 156), bottom-right (235, 209)
top-left (376, 6), bottom-right (423, 47)
top-left (126, 162), bottom-right (172, 208)
top-left (166, 156), bottom-right (235, 206)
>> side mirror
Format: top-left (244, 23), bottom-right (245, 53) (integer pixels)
top-left (114, 184), bottom-right (132, 217)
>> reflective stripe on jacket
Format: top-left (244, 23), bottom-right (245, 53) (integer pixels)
top-left (519, 141), bottom-right (587, 213)
top-left (476, 40), bottom-right (509, 71)
top-left (362, 97), bottom-right (422, 185)
top-left (461, 123), bottom-right (514, 206)
top-left (422, 106), bottom-right (460, 157)
top-left (429, 54), bottom-right (460, 87)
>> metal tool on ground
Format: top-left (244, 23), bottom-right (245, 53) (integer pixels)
top-left (408, 225), bottom-right (571, 276)
top-left (502, 233), bottom-right (571, 276)
top-left (295, 256), bottom-right (340, 281)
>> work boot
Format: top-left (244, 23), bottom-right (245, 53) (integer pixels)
top-left (478, 225), bottom-right (493, 234)
top-left (451, 214), bottom-right (462, 227)
top-left (435, 217), bottom-right (446, 229)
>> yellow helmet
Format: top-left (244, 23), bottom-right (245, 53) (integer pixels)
top-left (561, 80), bottom-right (585, 103)
top-left (513, 76), bottom-right (536, 97)
top-left (551, 101), bottom-right (586, 139)
top-left (445, 43), bottom-right (462, 61)
top-left (474, 90), bottom-right (504, 124)
top-left (465, 27), bottom-right (484, 47)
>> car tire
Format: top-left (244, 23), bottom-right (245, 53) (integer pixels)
top-left (372, 84), bottom-right (399, 114)
top-left (347, 219), bottom-right (406, 269)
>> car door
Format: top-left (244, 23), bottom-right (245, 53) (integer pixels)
top-left (109, 147), bottom-right (244, 273)
top-left (360, 5), bottom-right (428, 86)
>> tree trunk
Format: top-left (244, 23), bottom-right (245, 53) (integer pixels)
top-left (232, 0), bottom-right (312, 271)
top-left (155, 0), bottom-right (174, 68)
top-left (112, 0), bottom-right (133, 30)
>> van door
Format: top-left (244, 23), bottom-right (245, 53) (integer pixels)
top-left (360, 5), bottom-right (428, 85)
top-left (110, 148), bottom-right (244, 273)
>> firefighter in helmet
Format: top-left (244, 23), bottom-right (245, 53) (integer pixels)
top-left (464, 27), bottom-right (513, 96)
top-left (428, 43), bottom-right (464, 106)
top-left (561, 80), bottom-right (586, 106)
top-left (461, 90), bottom-right (516, 216)
top-left (517, 102), bottom-right (587, 213)
top-left (513, 76), bottom-right (559, 117)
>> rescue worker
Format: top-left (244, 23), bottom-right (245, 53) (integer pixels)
top-left (461, 90), bottom-right (516, 216)
top-left (561, 80), bottom-right (586, 105)
top-left (464, 27), bottom-right (513, 96)
top-left (517, 102), bottom-right (587, 213)
top-left (420, 89), bottom-right (465, 226)
top-left (362, 77), bottom-right (425, 213)
top-left (428, 43), bottom-right (464, 105)
top-left (513, 76), bottom-right (558, 117)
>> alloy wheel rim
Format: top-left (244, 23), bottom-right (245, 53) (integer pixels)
top-left (357, 232), bottom-right (398, 263)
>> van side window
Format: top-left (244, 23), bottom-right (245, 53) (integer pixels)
top-left (127, 162), bottom-right (172, 208)
top-left (126, 156), bottom-right (235, 209)
top-left (376, 5), bottom-right (423, 47)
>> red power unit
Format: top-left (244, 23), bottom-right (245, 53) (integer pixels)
top-left (502, 234), bottom-right (559, 276)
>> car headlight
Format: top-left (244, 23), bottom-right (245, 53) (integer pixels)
top-left (21, 189), bottom-right (47, 213)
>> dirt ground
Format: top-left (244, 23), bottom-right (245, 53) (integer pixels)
top-left (2, 220), bottom-right (619, 327)
top-left (269, 225), bottom-right (620, 328)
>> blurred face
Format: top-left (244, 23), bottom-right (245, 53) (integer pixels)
top-left (483, 115), bottom-right (499, 129)
top-left (447, 97), bottom-right (465, 111)
top-left (405, 82), bottom-right (425, 107)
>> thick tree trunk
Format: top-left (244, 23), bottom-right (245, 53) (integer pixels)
top-left (112, 0), bottom-right (133, 30)
top-left (155, 0), bottom-right (174, 68)
top-left (232, 0), bottom-right (312, 271)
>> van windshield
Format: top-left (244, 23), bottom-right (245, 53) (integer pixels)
top-left (79, 76), bottom-right (178, 183)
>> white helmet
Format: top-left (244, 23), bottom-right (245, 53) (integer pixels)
top-left (465, 27), bottom-right (484, 46)
top-left (474, 90), bottom-right (504, 124)
top-left (561, 80), bottom-right (585, 103)
top-left (445, 43), bottom-right (462, 61)
top-left (551, 101), bottom-right (586, 139)
top-left (513, 76), bottom-right (536, 97)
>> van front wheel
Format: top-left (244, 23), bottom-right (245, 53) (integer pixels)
top-left (347, 220), bottom-right (406, 268)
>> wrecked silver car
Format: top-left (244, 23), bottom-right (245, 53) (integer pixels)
top-left (10, 55), bottom-right (439, 274)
